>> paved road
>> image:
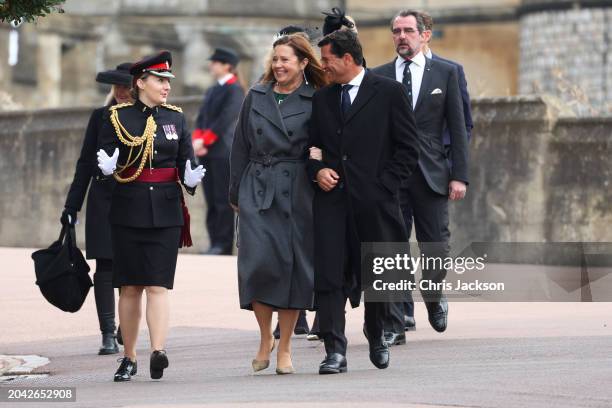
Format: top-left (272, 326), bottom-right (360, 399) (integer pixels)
top-left (1, 247), bottom-right (611, 407)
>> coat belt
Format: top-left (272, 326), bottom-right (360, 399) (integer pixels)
top-left (249, 154), bottom-right (304, 210)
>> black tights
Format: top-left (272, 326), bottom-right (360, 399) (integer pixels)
top-left (94, 259), bottom-right (116, 334)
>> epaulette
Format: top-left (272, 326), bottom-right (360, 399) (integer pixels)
top-left (109, 102), bottom-right (134, 111)
top-left (161, 103), bottom-right (183, 113)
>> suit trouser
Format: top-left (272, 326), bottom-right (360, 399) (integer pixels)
top-left (316, 216), bottom-right (387, 356)
top-left (200, 156), bottom-right (234, 251)
top-left (385, 168), bottom-right (450, 333)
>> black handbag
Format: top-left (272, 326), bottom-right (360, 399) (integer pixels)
top-left (31, 224), bottom-right (92, 312)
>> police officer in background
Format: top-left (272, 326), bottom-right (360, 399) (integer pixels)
top-left (192, 47), bottom-right (244, 255)
top-left (96, 51), bottom-right (205, 382)
top-left (62, 62), bottom-right (133, 355)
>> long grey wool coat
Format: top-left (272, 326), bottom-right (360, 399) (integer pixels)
top-left (229, 81), bottom-right (315, 310)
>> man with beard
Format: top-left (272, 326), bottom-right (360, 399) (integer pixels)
top-left (372, 10), bottom-right (469, 344)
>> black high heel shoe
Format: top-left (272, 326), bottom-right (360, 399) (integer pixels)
top-left (113, 357), bottom-right (137, 382)
top-left (150, 350), bottom-right (169, 379)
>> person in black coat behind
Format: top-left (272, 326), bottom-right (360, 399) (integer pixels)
top-left (308, 30), bottom-right (420, 374)
top-left (192, 48), bottom-right (244, 255)
top-left (62, 63), bottom-right (133, 355)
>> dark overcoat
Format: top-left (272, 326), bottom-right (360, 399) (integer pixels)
top-left (195, 79), bottom-right (244, 159)
top-left (64, 107), bottom-right (115, 260)
top-left (230, 82), bottom-right (315, 310)
top-left (306, 71), bottom-right (420, 306)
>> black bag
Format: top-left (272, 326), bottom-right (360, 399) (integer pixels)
top-left (31, 224), bottom-right (92, 312)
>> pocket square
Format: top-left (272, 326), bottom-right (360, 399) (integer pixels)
top-left (431, 88), bottom-right (443, 95)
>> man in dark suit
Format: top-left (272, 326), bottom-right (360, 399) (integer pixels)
top-left (372, 10), bottom-right (469, 344)
top-left (192, 47), bottom-right (244, 255)
top-left (420, 11), bottom-right (473, 163)
top-left (307, 30), bottom-right (420, 374)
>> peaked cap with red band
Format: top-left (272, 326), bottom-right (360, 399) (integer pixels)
top-left (130, 50), bottom-right (175, 80)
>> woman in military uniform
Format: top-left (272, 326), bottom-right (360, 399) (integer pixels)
top-left (229, 34), bottom-right (327, 374)
top-left (96, 51), bottom-right (205, 382)
top-left (62, 63), bottom-right (133, 355)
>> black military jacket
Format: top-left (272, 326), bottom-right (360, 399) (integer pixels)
top-left (98, 99), bottom-right (196, 228)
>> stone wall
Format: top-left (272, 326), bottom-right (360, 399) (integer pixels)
top-left (0, 96), bottom-right (611, 254)
top-left (519, 2), bottom-right (612, 116)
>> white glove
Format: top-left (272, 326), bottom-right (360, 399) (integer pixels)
top-left (184, 159), bottom-right (206, 188)
top-left (97, 148), bottom-right (119, 176)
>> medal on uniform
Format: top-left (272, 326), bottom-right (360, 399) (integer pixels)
top-left (163, 124), bottom-right (178, 140)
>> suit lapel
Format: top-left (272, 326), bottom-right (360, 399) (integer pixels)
top-left (326, 83), bottom-right (343, 126)
top-left (414, 57), bottom-right (433, 113)
top-left (344, 71), bottom-right (378, 125)
top-left (379, 60), bottom-right (396, 80)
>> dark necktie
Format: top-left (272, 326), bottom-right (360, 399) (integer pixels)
top-left (341, 84), bottom-right (353, 117)
top-left (402, 59), bottom-right (413, 109)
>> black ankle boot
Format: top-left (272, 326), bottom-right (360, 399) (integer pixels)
top-left (99, 332), bottom-right (119, 355)
top-left (114, 357), bottom-right (137, 382)
top-left (294, 310), bottom-right (310, 335)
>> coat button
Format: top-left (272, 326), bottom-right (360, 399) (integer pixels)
top-left (288, 130), bottom-right (293, 136)
top-left (283, 191), bottom-right (289, 197)
top-left (154, 150), bottom-right (158, 154)
top-left (257, 128), bottom-right (262, 135)
top-left (255, 170), bottom-right (261, 176)
top-left (284, 212), bottom-right (290, 219)
top-left (257, 190), bottom-right (263, 196)
top-left (283, 170), bottom-right (290, 177)
top-left (339, 182), bottom-right (345, 189)
top-left (337, 129), bottom-right (341, 135)
top-left (149, 186), bottom-right (154, 190)
top-left (259, 210), bottom-right (265, 215)
top-left (342, 155), bottom-right (348, 161)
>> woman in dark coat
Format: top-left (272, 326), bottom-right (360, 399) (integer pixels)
top-left (229, 34), bottom-right (327, 374)
top-left (96, 51), bottom-right (205, 382)
top-left (62, 63), bottom-right (133, 355)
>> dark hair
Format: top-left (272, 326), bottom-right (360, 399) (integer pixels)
top-left (390, 10), bottom-right (426, 34)
top-left (262, 33), bottom-right (328, 89)
top-left (420, 11), bottom-right (433, 31)
top-left (317, 30), bottom-right (363, 66)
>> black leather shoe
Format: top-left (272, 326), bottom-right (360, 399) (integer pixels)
top-left (99, 332), bottom-right (119, 355)
top-left (113, 357), bottom-right (137, 382)
top-left (294, 311), bottom-right (309, 335)
top-left (383, 331), bottom-right (406, 346)
top-left (426, 297), bottom-right (448, 333)
top-left (273, 322), bottom-right (280, 339)
top-left (150, 350), bottom-right (169, 379)
top-left (204, 246), bottom-right (232, 255)
top-left (116, 326), bottom-right (123, 346)
top-left (404, 315), bottom-right (416, 332)
top-left (319, 353), bottom-right (347, 374)
top-left (369, 340), bottom-right (390, 369)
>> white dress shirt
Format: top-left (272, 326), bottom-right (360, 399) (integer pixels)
top-left (343, 67), bottom-right (365, 104)
top-left (394, 51), bottom-right (426, 109)
top-left (217, 73), bottom-right (234, 86)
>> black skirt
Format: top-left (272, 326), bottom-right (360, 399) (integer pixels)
top-left (111, 225), bottom-right (181, 289)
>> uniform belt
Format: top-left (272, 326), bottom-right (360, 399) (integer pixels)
top-left (122, 167), bottom-right (178, 182)
top-left (249, 154), bottom-right (304, 167)
top-left (120, 167), bottom-right (192, 248)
